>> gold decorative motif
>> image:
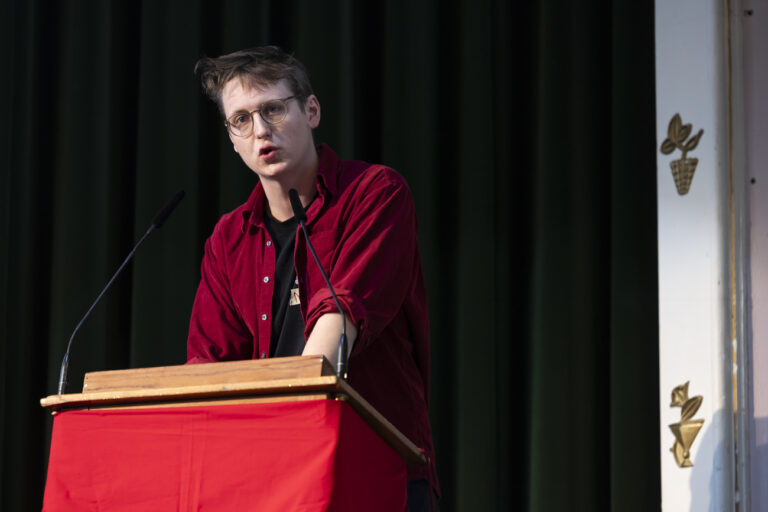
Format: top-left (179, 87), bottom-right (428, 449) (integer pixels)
top-left (660, 114), bottom-right (704, 195)
top-left (668, 381), bottom-right (704, 467)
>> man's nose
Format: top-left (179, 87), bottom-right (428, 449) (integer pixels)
top-left (252, 113), bottom-right (271, 138)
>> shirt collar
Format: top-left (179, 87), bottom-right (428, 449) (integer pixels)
top-left (240, 143), bottom-right (340, 233)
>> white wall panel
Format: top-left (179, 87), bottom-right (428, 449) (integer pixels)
top-left (655, 0), bottom-right (734, 509)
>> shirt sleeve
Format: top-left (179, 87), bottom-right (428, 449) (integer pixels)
top-left (187, 227), bottom-right (253, 363)
top-left (304, 168), bottom-right (420, 353)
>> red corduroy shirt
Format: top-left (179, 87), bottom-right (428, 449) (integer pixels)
top-left (187, 144), bottom-right (438, 492)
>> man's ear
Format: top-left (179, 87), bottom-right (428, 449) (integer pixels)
top-left (306, 95), bottom-right (321, 129)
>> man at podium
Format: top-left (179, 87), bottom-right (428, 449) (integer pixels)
top-left (186, 46), bottom-right (439, 510)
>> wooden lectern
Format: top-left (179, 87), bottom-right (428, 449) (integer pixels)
top-left (40, 355), bottom-right (425, 511)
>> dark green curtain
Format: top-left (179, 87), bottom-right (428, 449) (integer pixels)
top-left (0, 1), bottom-right (659, 510)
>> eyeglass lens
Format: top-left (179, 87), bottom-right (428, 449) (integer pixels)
top-left (227, 98), bottom-right (291, 136)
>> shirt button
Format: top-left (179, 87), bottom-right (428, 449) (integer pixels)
top-left (266, 241), bottom-right (272, 247)
top-left (263, 276), bottom-right (270, 283)
top-left (261, 314), bottom-right (268, 321)
top-left (260, 352), bottom-right (266, 359)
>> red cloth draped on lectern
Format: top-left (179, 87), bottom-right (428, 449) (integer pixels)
top-left (42, 400), bottom-right (407, 511)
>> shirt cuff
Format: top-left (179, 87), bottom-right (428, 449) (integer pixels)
top-left (305, 287), bottom-right (370, 349)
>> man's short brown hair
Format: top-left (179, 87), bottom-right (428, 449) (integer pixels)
top-left (195, 46), bottom-right (314, 115)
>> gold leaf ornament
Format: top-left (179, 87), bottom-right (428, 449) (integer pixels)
top-left (668, 113), bottom-right (682, 142)
top-left (661, 139), bottom-right (676, 154)
top-left (678, 123), bottom-right (692, 142)
top-left (670, 381), bottom-right (689, 407)
top-left (681, 396), bottom-right (703, 422)
top-left (684, 129), bottom-right (704, 152)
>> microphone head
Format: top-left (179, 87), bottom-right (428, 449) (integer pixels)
top-left (288, 189), bottom-right (307, 224)
top-left (152, 189), bottom-right (185, 228)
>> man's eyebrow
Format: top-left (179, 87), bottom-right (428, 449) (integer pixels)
top-left (232, 100), bottom-right (270, 113)
top-left (227, 106), bottom-right (256, 117)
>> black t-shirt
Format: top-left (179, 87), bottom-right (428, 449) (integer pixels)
top-left (264, 212), bottom-right (306, 358)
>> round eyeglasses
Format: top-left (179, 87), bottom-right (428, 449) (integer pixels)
top-left (224, 96), bottom-right (298, 137)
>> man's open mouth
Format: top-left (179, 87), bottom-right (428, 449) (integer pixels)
top-left (260, 146), bottom-right (278, 157)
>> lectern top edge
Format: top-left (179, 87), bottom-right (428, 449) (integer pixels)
top-left (40, 355), bottom-right (426, 466)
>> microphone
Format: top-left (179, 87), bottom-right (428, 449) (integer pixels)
top-left (288, 189), bottom-right (348, 380)
top-left (57, 189), bottom-right (185, 395)
top-left (152, 189), bottom-right (185, 228)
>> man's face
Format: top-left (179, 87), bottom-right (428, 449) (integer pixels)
top-left (221, 78), bottom-right (320, 182)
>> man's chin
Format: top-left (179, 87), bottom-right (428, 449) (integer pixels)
top-left (253, 162), bottom-right (289, 180)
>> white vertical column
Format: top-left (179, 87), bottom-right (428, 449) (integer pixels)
top-left (655, 0), bottom-right (734, 510)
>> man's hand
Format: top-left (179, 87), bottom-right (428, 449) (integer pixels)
top-left (302, 313), bottom-right (358, 371)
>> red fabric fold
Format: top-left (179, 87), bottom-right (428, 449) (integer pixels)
top-left (43, 400), bottom-right (406, 511)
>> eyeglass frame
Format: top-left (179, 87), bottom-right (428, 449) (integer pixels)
top-left (223, 95), bottom-right (300, 137)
